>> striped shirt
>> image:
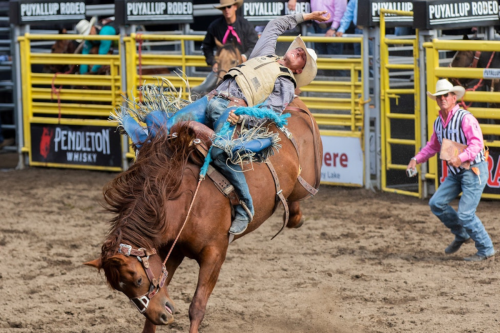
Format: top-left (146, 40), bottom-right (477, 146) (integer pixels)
top-left (415, 105), bottom-right (485, 174)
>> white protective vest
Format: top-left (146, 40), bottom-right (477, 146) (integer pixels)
top-left (224, 55), bottom-right (296, 106)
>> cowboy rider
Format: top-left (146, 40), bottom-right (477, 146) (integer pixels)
top-left (124, 11), bottom-right (330, 235)
top-left (202, 0), bottom-right (258, 74)
top-left (75, 17), bottom-right (118, 74)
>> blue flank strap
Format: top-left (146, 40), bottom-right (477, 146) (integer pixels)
top-left (199, 106), bottom-right (287, 179)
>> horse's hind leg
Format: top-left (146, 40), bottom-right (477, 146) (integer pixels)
top-left (189, 246), bottom-right (227, 333)
top-left (286, 200), bottom-right (305, 229)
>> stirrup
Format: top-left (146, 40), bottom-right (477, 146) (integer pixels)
top-left (239, 201), bottom-right (254, 222)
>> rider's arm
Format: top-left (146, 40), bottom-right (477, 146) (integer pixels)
top-left (202, 22), bottom-right (218, 66)
top-left (249, 14), bottom-right (304, 59)
top-left (91, 25), bottom-right (116, 73)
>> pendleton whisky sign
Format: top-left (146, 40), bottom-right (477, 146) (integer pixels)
top-left (413, 0), bottom-right (500, 30)
top-left (357, 0), bottom-right (414, 28)
top-left (115, 0), bottom-right (193, 25)
top-left (9, 0), bottom-right (86, 24)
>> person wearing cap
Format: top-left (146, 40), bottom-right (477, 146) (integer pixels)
top-left (123, 11), bottom-right (329, 235)
top-left (201, 0), bottom-right (258, 73)
top-left (75, 17), bottom-right (118, 74)
top-left (407, 79), bottom-right (495, 262)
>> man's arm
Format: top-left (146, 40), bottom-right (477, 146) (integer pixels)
top-left (91, 25), bottom-right (116, 73)
top-left (459, 114), bottom-right (484, 162)
top-left (249, 12), bottom-right (329, 59)
top-left (336, 0), bottom-right (356, 36)
top-left (202, 25), bottom-right (217, 66)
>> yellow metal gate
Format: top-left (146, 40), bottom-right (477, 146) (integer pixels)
top-left (380, 9), bottom-right (422, 197)
top-left (425, 39), bottom-right (500, 199)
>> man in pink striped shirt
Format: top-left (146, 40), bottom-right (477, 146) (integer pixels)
top-left (407, 79), bottom-right (495, 262)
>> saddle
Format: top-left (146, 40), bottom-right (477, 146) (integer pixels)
top-left (170, 107), bottom-right (318, 237)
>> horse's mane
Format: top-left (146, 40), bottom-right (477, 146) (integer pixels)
top-left (101, 124), bottom-right (198, 263)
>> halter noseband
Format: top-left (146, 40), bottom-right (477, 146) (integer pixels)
top-left (118, 243), bottom-right (168, 313)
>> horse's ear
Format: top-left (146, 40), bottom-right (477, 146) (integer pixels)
top-left (214, 37), bottom-right (224, 49)
top-left (84, 258), bottom-right (102, 269)
top-left (463, 34), bottom-right (469, 40)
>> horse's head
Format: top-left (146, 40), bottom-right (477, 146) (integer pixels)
top-left (85, 244), bottom-right (175, 325)
top-left (214, 38), bottom-right (243, 84)
top-left (449, 35), bottom-right (481, 88)
top-left (43, 28), bottom-right (79, 73)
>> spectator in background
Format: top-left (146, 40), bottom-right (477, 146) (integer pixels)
top-left (288, 0), bottom-right (346, 55)
top-left (76, 17), bottom-right (118, 74)
top-left (202, 0), bottom-right (258, 73)
top-left (335, 0), bottom-right (361, 55)
top-left (0, 54), bottom-right (14, 150)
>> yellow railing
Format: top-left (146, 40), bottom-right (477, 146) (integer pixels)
top-left (424, 39), bottom-right (500, 197)
top-left (379, 9), bottom-right (422, 198)
top-left (125, 34), bottom-right (364, 137)
top-left (19, 33), bottom-right (123, 171)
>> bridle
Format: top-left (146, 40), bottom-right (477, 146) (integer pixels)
top-left (117, 243), bottom-right (168, 313)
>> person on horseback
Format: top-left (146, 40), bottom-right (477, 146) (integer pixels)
top-left (124, 11), bottom-right (329, 235)
top-left (202, 0), bottom-right (258, 75)
top-left (75, 17), bottom-right (118, 74)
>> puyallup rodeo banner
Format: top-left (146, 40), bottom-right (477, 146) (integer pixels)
top-left (115, 0), bottom-right (193, 25)
top-left (242, 0), bottom-right (310, 24)
top-left (9, 0), bottom-right (86, 24)
top-left (357, 0), bottom-right (414, 28)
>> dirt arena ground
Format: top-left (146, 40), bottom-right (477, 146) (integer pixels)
top-left (1, 158), bottom-right (499, 332)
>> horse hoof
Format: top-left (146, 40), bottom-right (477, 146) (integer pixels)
top-left (286, 216), bottom-right (305, 229)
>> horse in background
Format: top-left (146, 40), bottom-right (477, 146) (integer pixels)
top-left (191, 38), bottom-right (244, 98)
top-left (84, 98), bottom-right (322, 333)
top-left (449, 35), bottom-right (500, 94)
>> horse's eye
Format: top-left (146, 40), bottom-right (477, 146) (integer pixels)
top-left (137, 277), bottom-right (143, 286)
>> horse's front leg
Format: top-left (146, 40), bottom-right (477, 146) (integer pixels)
top-left (142, 318), bottom-right (156, 333)
top-left (286, 200), bottom-right (305, 228)
top-left (189, 246), bottom-right (227, 333)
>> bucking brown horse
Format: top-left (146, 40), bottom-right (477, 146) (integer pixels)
top-left (85, 97), bottom-right (322, 333)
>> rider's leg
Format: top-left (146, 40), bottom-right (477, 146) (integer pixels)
top-left (165, 96), bottom-right (210, 132)
top-left (123, 114), bottom-right (148, 148)
top-left (211, 146), bottom-right (254, 235)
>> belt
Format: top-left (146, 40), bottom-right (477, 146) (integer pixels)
top-left (317, 22), bottom-right (332, 29)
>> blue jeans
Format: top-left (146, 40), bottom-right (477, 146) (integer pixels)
top-left (429, 161), bottom-right (494, 256)
top-left (309, 22), bottom-right (343, 55)
top-left (171, 96), bottom-right (254, 214)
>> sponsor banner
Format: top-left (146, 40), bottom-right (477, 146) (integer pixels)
top-left (484, 68), bottom-right (500, 79)
top-left (242, 0), bottom-right (310, 24)
top-left (9, 0), bottom-right (86, 25)
top-left (31, 124), bottom-right (122, 168)
top-left (438, 147), bottom-right (500, 195)
top-left (358, 0), bottom-right (413, 28)
top-left (115, 0), bottom-right (193, 25)
top-left (413, 0), bottom-right (500, 30)
top-left (321, 135), bottom-right (364, 186)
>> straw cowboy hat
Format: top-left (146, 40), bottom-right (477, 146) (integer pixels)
top-left (427, 79), bottom-right (465, 100)
top-left (214, 0), bottom-right (243, 10)
top-left (286, 36), bottom-right (318, 88)
top-left (214, 0), bottom-right (243, 9)
top-left (75, 16), bottom-right (97, 42)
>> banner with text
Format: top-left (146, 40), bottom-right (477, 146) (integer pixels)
top-left (30, 124), bottom-right (122, 168)
top-left (243, 0), bottom-right (310, 24)
top-left (321, 135), bottom-right (364, 186)
top-left (9, 0), bottom-right (86, 25)
top-left (413, 0), bottom-right (500, 30)
top-left (115, 0), bottom-right (193, 25)
top-left (358, 0), bottom-right (414, 28)
top-left (438, 147), bottom-right (500, 195)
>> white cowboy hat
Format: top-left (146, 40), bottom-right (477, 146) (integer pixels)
top-left (286, 35), bottom-right (318, 88)
top-left (214, 0), bottom-right (243, 9)
top-left (427, 79), bottom-right (465, 100)
top-left (75, 16), bottom-right (97, 42)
